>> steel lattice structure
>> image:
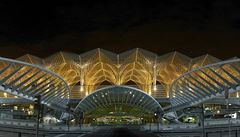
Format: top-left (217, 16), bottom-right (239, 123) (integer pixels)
top-left (169, 58), bottom-right (240, 111)
top-left (75, 86), bottom-right (162, 114)
top-left (0, 48), bottom-right (239, 114)
top-left (0, 57), bottom-right (70, 110)
top-left (12, 48), bottom-right (224, 99)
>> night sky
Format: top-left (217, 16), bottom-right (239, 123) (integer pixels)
top-left (0, 1), bottom-right (239, 59)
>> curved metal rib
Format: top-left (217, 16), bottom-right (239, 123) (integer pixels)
top-left (0, 57), bottom-right (70, 111)
top-left (169, 58), bottom-right (240, 111)
top-left (75, 85), bottom-right (163, 114)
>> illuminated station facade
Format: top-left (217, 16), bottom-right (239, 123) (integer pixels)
top-left (0, 48), bottom-right (239, 125)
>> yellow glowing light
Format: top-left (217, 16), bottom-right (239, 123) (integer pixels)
top-left (29, 105), bottom-right (34, 110)
top-left (14, 106), bottom-right (18, 110)
top-left (3, 93), bottom-right (7, 97)
top-left (80, 85), bottom-right (84, 92)
top-left (149, 91), bottom-right (152, 95)
top-left (28, 111), bottom-right (33, 115)
top-left (153, 85), bottom-right (157, 91)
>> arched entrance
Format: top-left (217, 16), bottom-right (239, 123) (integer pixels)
top-left (75, 86), bottom-right (163, 124)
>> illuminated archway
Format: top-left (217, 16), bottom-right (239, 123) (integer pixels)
top-left (75, 86), bottom-right (163, 114)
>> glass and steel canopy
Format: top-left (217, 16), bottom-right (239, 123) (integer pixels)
top-left (169, 58), bottom-right (240, 112)
top-left (0, 48), bottom-right (239, 114)
top-left (15, 48), bottom-right (224, 99)
top-left (75, 86), bottom-right (163, 114)
top-left (0, 57), bottom-right (70, 110)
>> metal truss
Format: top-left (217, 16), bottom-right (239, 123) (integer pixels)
top-left (74, 86), bottom-right (163, 114)
top-left (40, 48), bottom-right (221, 98)
top-left (1, 48), bottom-right (233, 101)
top-left (169, 58), bottom-right (240, 111)
top-left (0, 57), bottom-right (70, 111)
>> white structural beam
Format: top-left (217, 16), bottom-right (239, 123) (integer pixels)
top-left (169, 58), bottom-right (240, 111)
top-left (75, 85), bottom-right (163, 114)
top-left (0, 57), bottom-right (70, 111)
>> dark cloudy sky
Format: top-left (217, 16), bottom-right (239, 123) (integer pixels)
top-left (0, 1), bottom-right (239, 59)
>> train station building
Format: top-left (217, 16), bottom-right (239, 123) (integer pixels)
top-left (0, 48), bottom-right (239, 136)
